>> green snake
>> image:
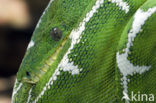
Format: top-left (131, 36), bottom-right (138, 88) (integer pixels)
top-left (11, 0), bottom-right (156, 103)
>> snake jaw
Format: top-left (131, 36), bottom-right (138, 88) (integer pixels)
top-left (22, 77), bottom-right (38, 84)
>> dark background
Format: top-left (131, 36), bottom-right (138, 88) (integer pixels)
top-left (0, 0), bottom-right (49, 102)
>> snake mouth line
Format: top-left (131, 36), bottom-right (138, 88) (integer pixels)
top-left (22, 34), bottom-right (70, 84)
top-left (41, 38), bottom-right (67, 72)
top-left (37, 35), bottom-right (70, 80)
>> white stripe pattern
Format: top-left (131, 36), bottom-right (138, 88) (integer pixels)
top-left (26, 87), bottom-right (33, 103)
top-left (36, 0), bottom-right (55, 28)
top-left (27, 40), bottom-right (35, 50)
top-left (117, 6), bottom-right (156, 103)
top-left (109, 0), bottom-right (129, 13)
top-left (32, 0), bottom-right (105, 102)
top-left (11, 79), bottom-right (23, 103)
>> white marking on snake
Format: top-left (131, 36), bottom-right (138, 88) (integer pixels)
top-left (26, 87), bottom-right (33, 103)
top-left (116, 7), bottom-right (156, 103)
top-left (27, 40), bottom-right (34, 50)
top-left (109, 0), bottom-right (129, 13)
top-left (36, 0), bottom-right (55, 28)
top-left (11, 79), bottom-right (23, 103)
top-left (33, 0), bottom-right (105, 102)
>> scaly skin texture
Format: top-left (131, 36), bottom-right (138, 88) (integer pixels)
top-left (12, 0), bottom-right (156, 103)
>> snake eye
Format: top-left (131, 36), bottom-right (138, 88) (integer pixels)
top-left (50, 27), bottom-right (62, 41)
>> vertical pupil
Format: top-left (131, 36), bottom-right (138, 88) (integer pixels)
top-left (50, 28), bottom-right (62, 41)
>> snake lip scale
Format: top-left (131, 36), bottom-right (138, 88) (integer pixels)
top-left (11, 0), bottom-right (156, 103)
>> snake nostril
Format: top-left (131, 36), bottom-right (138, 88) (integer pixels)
top-left (26, 71), bottom-right (31, 78)
top-left (50, 27), bottom-right (62, 41)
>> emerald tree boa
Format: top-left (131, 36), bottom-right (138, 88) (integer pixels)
top-left (12, 0), bottom-right (156, 103)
